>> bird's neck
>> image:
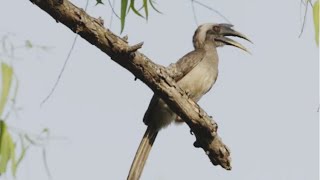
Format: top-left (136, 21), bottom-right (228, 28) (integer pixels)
top-left (202, 40), bottom-right (217, 50)
top-left (202, 40), bottom-right (219, 64)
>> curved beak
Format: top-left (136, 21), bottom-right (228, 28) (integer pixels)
top-left (215, 24), bottom-right (252, 53)
top-left (215, 36), bottom-right (251, 53)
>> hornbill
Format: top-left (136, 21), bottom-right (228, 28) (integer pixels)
top-left (128, 23), bottom-right (251, 180)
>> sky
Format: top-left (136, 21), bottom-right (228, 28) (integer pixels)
top-left (0, 0), bottom-right (318, 180)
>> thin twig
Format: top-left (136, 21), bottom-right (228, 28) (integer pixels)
top-left (309, 1), bottom-right (314, 8)
top-left (108, 0), bottom-right (120, 29)
top-left (107, 0), bottom-right (120, 18)
top-left (40, 0), bottom-right (89, 106)
top-left (191, 0), bottom-right (199, 26)
top-left (40, 34), bottom-right (78, 106)
top-left (302, 0), bottom-right (314, 7)
top-left (42, 147), bottom-right (52, 180)
top-left (193, 0), bottom-right (231, 24)
top-left (300, 0), bottom-right (304, 25)
top-left (299, 0), bottom-right (309, 37)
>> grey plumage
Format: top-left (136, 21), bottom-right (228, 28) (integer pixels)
top-left (127, 23), bottom-right (250, 180)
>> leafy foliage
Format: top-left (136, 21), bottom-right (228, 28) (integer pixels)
top-left (0, 120), bottom-right (16, 175)
top-left (123, 0), bottom-right (161, 32)
top-left (0, 63), bottom-right (24, 177)
top-left (96, 0), bottom-right (161, 32)
top-left (120, 0), bottom-right (129, 33)
top-left (0, 36), bottom-right (52, 177)
top-left (313, 0), bottom-right (319, 45)
top-left (0, 121), bottom-right (51, 177)
top-left (130, 0), bottom-right (144, 18)
top-left (0, 120), bottom-right (29, 177)
top-left (0, 63), bottom-right (13, 116)
top-left (300, 0), bottom-right (319, 46)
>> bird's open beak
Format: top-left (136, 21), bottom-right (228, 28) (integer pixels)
top-left (215, 24), bottom-right (252, 53)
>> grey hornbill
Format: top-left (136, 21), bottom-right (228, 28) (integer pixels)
top-left (128, 23), bottom-right (251, 180)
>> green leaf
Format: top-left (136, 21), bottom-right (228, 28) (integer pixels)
top-left (313, 0), bottom-right (319, 45)
top-left (120, 0), bottom-right (129, 33)
top-left (149, 0), bottom-right (162, 14)
top-left (96, 0), bottom-right (104, 5)
top-left (130, 0), bottom-right (144, 18)
top-left (0, 121), bottom-right (16, 174)
top-left (143, 0), bottom-right (149, 20)
top-left (0, 63), bottom-right (13, 117)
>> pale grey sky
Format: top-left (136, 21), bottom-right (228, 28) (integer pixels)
top-left (0, 0), bottom-right (318, 180)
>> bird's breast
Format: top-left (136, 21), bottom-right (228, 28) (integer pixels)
top-left (177, 56), bottom-right (218, 101)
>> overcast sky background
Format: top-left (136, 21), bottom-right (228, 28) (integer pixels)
top-left (0, 0), bottom-right (318, 180)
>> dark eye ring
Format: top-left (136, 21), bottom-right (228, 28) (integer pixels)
top-left (213, 26), bottom-right (220, 32)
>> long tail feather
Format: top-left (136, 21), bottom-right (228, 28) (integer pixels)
top-left (127, 126), bottom-right (158, 180)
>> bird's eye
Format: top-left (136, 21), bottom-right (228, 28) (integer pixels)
top-left (213, 26), bottom-right (220, 32)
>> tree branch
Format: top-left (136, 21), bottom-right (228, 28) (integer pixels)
top-left (29, 0), bottom-right (232, 170)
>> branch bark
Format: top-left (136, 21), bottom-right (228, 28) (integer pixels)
top-left (29, 0), bottom-right (232, 170)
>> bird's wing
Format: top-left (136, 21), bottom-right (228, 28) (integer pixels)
top-left (144, 49), bottom-right (205, 125)
top-left (167, 49), bottom-right (206, 82)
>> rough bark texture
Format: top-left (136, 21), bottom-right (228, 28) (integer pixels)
top-left (29, 0), bottom-right (232, 170)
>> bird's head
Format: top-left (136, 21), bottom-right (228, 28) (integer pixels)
top-left (193, 23), bottom-right (251, 52)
